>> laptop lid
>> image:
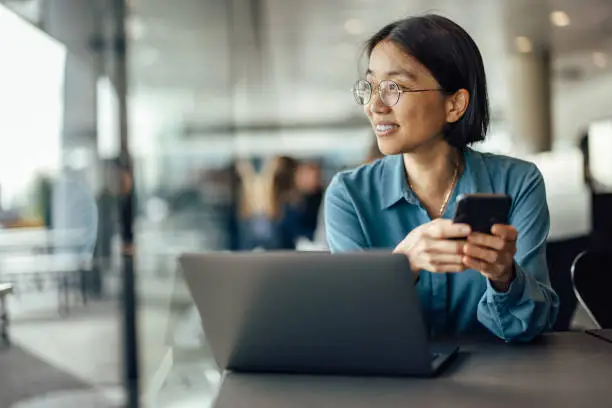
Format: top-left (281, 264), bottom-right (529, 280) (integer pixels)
top-left (179, 251), bottom-right (434, 376)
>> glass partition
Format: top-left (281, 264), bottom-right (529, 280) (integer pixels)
top-left (0, 3), bottom-right (124, 407)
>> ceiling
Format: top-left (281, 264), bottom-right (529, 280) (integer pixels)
top-left (123, 0), bottom-right (612, 129)
top-left (3, 0), bottom-right (612, 131)
top-left (126, 0), bottom-right (509, 127)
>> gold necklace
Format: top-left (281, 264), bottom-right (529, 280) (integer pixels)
top-left (409, 160), bottom-right (460, 217)
top-left (439, 162), bottom-right (460, 217)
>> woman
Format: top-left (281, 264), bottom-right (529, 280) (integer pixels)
top-left (324, 15), bottom-right (559, 342)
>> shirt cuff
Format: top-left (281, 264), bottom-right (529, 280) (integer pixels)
top-left (486, 262), bottom-right (526, 305)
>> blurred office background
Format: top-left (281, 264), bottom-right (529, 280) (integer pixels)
top-left (0, 0), bottom-right (611, 406)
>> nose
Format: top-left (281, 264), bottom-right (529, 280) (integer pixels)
top-left (368, 91), bottom-right (392, 115)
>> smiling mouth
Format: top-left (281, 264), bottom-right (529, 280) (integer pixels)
top-left (375, 123), bottom-right (399, 136)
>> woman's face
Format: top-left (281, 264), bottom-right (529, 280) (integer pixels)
top-left (365, 40), bottom-right (450, 155)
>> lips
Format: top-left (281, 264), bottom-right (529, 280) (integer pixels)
top-left (374, 122), bottom-right (399, 136)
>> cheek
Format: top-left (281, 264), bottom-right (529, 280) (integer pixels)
top-left (396, 98), bottom-right (446, 126)
top-left (392, 103), bottom-right (418, 123)
top-left (425, 97), bottom-right (449, 122)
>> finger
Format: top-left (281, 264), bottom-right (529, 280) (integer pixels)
top-left (463, 243), bottom-right (498, 264)
top-left (428, 263), bottom-right (466, 273)
top-left (426, 253), bottom-right (464, 265)
top-left (462, 256), bottom-right (506, 279)
top-left (422, 239), bottom-right (466, 255)
top-left (426, 220), bottom-right (471, 239)
top-left (462, 256), bottom-right (494, 274)
top-left (491, 224), bottom-right (518, 241)
top-left (467, 232), bottom-right (505, 250)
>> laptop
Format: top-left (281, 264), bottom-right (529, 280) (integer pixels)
top-left (179, 251), bottom-right (458, 377)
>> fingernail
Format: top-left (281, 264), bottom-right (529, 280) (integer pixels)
top-left (461, 225), bottom-right (471, 234)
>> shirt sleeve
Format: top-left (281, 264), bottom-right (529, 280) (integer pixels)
top-left (324, 175), bottom-right (369, 252)
top-left (477, 164), bottom-right (560, 342)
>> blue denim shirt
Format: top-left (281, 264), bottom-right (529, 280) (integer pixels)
top-left (324, 148), bottom-right (559, 342)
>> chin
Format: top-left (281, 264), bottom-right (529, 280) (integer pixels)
top-left (376, 137), bottom-right (409, 156)
top-left (376, 144), bottom-right (399, 156)
top-left (378, 147), bottom-right (402, 156)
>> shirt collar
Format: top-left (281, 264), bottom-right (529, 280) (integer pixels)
top-left (379, 154), bottom-right (417, 210)
top-left (379, 147), bottom-right (494, 210)
top-left (461, 147), bottom-right (494, 195)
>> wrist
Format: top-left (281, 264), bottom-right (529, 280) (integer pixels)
top-left (490, 263), bottom-right (515, 292)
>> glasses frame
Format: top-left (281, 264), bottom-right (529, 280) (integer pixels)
top-left (352, 79), bottom-right (444, 107)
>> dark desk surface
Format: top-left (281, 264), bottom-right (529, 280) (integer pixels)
top-left (587, 329), bottom-right (612, 344)
top-left (214, 332), bottom-right (612, 408)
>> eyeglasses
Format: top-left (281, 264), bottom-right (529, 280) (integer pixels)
top-left (352, 79), bottom-right (444, 107)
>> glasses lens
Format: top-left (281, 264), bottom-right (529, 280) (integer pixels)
top-left (352, 80), bottom-right (371, 105)
top-left (380, 80), bottom-right (400, 106)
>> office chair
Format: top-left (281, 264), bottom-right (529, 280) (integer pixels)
top-left (571, 250), bottom-right (612, 329)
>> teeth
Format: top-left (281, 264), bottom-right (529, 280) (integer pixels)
top-left (376, 124), bottom-right (397, 131)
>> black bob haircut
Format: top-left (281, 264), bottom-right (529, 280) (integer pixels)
top-left (364, 14), bottom-right (490, 149)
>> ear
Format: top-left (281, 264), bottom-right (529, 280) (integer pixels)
top-left (445, 89), bottom-right (470, 124)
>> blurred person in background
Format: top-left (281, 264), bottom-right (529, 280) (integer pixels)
top-left (237, 155), bottom-right (300, 250)
top-left (292, 161), bottom-right (324, 241)
top-left (51, 165), bottom-right (100, 298)
top-left (325, 14), bottom-right (559, 342)
top-left (113, 157), bottom-right (136, 255)
top-left (52, 166), bottom-right (98, 257)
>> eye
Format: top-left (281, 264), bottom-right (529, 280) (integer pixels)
top-left (396, 83), bottom-right (414, 91)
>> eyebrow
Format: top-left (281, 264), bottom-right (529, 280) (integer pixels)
top-left (366, 68), bottom-right (418, 81)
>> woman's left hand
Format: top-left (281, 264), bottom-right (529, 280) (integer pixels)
top-left (462, 224), bottom-right (518, 292)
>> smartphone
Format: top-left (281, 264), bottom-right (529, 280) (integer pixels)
top-left (452, 193), bottom-right (512, 234)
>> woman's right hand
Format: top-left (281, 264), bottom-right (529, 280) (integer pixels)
top-left (393, 219), bottom-right (471, 276)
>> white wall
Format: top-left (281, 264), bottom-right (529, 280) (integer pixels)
top-left (0, 5), bottom-right (66, 207)
top-left (553, 72), bottom-right (612, 148)
top-left (527, 149), bottom-right (591, 240)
